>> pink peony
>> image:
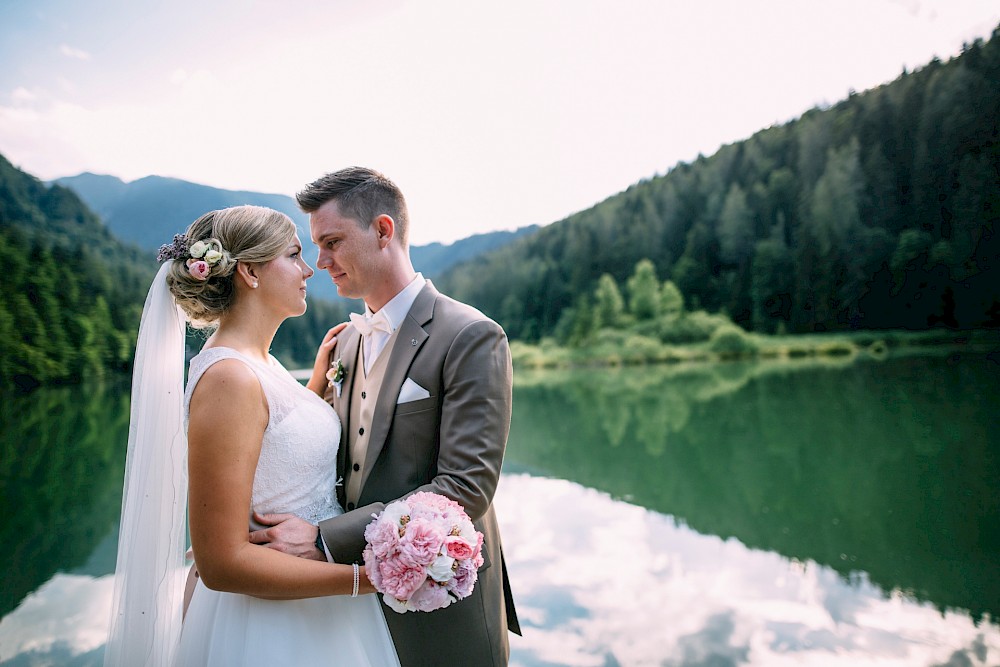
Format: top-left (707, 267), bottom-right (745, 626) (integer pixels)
top-left (365, 517), bottom-right (401, 560)
top-left (379, 558), bottom-right (426, 601)
top-left (445, 535), bottom-right (475, 560)
top-left (446, 559), bottom-right (479, 600)
top-left (187, 259), bottom-right (210, 280)
top-left (408, 580), bottom-right (454, 612)
top-left (363, 547), bottom-right (382, 590)
top-left (398, 517), bottom-right (445, 568)
top-left (407, 491), bottom-right (464, 520)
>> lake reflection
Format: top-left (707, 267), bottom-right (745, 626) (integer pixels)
top-left (3, 475), bottom-right (996, 667)
top-left (498, 474), bottom-right (997, 667)
top-left (1, 352), bottom-right (997, 666)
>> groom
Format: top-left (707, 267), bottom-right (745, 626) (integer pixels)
top-left (254, 167), bottom-right (520, 666)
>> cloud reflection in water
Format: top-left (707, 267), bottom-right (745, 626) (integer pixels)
top-left (0, 473), bottom-right (995, 666)
top-left (0, 574), bottom-right (113, 665)
top-left (496, 473), bottom-right (999, 667)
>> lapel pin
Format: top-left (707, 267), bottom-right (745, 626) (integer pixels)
top-left (411, 338), bottom-right (417, 346)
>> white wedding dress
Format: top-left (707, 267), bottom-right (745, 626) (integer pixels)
top-left (174, 347), bottom-right (400, 667)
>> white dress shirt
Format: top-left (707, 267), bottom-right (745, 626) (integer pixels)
top-left (361, 273), bottom-right (425, 374)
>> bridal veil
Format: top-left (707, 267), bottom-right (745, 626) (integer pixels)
top-left (104, 263), bottom-right (189, 666)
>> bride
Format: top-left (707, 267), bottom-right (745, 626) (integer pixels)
top-left (104, 206), bottom-right (400, 666)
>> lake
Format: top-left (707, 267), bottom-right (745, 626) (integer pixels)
top-left (1, 350), bottom-right (997, 666)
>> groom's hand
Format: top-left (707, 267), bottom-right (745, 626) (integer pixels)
top-left (249, 512), bottom-right (326, 561)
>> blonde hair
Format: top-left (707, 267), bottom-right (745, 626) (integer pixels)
top-left (165, 205), bottom-right (297, 327)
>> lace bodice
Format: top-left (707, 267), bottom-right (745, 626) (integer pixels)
top-left (184, 347), bottom-right (343, 525)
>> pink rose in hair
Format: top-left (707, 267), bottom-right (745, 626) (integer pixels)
top-left (398, 518), bottom-right (445, 568)
top-left (187, 259), bottom-right (210, 281)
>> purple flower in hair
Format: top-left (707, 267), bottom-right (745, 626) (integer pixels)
top-left (157, 234), bottom-right (189, 262)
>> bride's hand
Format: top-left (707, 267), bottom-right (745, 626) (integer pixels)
top-left (250, 511), bottom-right (327, 562)
top-left (306, 322), bottom-right (348, 397)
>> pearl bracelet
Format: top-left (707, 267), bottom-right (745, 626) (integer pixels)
top-left (351, 563), bottom-right (359, 598)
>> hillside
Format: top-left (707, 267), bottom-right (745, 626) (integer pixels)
top-left (438, 27), bottom-right (1000, 341)
top-left (0, 155), bottom-right (150, 388)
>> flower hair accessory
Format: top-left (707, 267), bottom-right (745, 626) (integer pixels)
top-left (156, 234), bottom-right (189, 262)
top-left (157, 233), bottom-right (229, 281)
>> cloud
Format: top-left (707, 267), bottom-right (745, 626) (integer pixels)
top-left (11, 87), bottom-right (35, 103)
top-left (59, 44), bottom-right (91, 60)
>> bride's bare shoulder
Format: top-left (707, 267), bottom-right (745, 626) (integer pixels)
top-left (189, 358), bottom-right (266, 421)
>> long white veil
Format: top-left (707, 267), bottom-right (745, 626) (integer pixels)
top-left (104, 263), bottom-right (189, 666)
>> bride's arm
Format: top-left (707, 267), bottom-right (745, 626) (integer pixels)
top-left (188, 358), bottom-right (374, 599)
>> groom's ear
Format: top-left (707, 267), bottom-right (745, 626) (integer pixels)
top-left (373, 214), bottom-right (394, 249)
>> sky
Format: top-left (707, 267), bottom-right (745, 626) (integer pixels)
top-left (1, 1), bottom-right (998, 246)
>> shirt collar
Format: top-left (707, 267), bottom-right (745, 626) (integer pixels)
top-left (365, 273), bottom-right (425, 333)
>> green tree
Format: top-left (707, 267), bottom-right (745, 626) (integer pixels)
top-left (593, 274), bottom-right (625, 328)
top-left (626, 259), bottom-right (661, 321)
top-left (795, 139), bottom-right (866, 328)
top-left (718, 184), bottom-right (755, 265)
top-left (751, 224), bottom-right (794, 332)
top-left (660, 280), bottom-right (685, 318)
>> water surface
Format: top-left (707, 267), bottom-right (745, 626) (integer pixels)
top-left (1, 352), bottom-right (997, 665)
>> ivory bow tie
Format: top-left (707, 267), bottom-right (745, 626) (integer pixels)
top-left (350, 311), bottom-right (391, 336)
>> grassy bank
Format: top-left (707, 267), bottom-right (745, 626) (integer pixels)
top-left (510, 326), bottom-right (1000, 370)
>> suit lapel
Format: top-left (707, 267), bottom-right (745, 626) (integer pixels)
top-left (333, 327), bottom-right (361, 488)
top-left (358, 283), bottom-right (437, 493)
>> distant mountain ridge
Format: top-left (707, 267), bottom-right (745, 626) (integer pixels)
top-left (53, 172), bottom-right (311, 250)
top-left (55, 173), bottom-right (539, 302)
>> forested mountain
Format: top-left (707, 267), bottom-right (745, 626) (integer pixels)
top-left (0, 157), bottom-right (347, 383)
top-left (0, 155), bottom-right (150, 388)
top-left (439, 27), bottom-right (1000, 341)
top-left (0, 160), bottom-right (536, 387)
top-left (56, 173), bottom-right (538, 301)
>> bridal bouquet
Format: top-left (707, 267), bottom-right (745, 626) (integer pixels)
top-left (363, 491), bottom-right (484, 613)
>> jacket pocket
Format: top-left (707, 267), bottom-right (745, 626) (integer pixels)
top-left (394, 394), bottom-right (438, 416)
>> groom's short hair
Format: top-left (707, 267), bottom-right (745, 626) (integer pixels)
top-left (297, 167), bottom-right (410, 248)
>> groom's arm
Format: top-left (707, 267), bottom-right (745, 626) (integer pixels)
top-left (420, 318), bottom-right (512, 519)
top-left (319, 317), bottom-right (513, 565)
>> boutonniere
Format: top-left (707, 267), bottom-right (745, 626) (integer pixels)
top-left (326, 358), bottom-right (346, 397)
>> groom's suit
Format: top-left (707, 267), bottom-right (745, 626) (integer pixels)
top-left (317, 281), bottom-right (520, 667)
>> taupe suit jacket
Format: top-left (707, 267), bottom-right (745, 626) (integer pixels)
top-left (318, 281), bottom-right (519, 667)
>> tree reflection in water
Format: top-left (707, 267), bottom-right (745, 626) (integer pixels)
top-left (505, 353), bottom-right (1000, 625)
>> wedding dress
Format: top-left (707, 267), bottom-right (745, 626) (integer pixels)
top-left (173, 346), bottom-right (400, 667)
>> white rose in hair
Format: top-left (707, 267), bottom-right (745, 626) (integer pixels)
top-left (204, 249), bottom-right (223, 264)
top-left (189, 241), bottom-right (209, 258)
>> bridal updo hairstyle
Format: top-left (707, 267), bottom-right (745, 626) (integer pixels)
top-left (166, 205), bottom-right (297, 328)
